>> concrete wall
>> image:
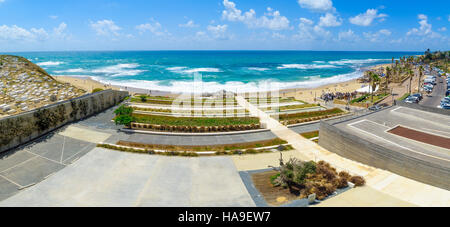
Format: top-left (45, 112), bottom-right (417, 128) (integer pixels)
top-left (0, 90), bottom-right (128, 153)
top-left (398, 101), bottom-right (450, 116)
top-left (319, 121), bottom-right (450, 191)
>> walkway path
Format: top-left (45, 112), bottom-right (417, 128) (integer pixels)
top-left (235, 96), bottom-right (450, 207)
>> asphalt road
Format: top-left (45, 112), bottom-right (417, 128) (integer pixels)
top-left (421, 76), bottom-right (447, 108)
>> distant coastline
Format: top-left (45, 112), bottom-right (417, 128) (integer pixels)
top-left (18, 50), bottom-right (418, 94)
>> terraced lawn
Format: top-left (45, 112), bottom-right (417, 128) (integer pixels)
top-left (133, 114), bottom-right (260, 127)
top-left (278, 108), bottom-right (345, 121)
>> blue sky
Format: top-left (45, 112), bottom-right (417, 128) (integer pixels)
top-left (0, 0), bottom-right (449, 52)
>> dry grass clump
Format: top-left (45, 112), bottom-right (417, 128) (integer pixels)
top-left (117, 138), bottom-right (288, 152)
top-left (350, 176), bottom-right (366, 187)
top-left (271, 159), bottom-right (366, 201)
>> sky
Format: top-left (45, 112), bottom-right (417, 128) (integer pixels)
top-left (0, 0), bottom-right (449, 52)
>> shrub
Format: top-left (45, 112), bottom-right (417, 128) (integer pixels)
top-left (114, 115), bottom-right (135, 127)
top-left (270, 173), bottom-right (281, 186)
top-left (115, 105), bottom-right (134, 116)
top-left (350, 176), bottom-right (366, 187)
top-left (114, 105), bottom-right (135, 127)
top-left (139, 95), bottom-right (148, 102)
top-left (279, 108), bottom-right (344, 122)
top-left (338, 171), bottom-right (352, 181)
top-left (132, 114), bottom-right (259, 127)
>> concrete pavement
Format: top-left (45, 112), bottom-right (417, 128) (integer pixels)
top-left (0, 148), bottom-right (255, 207)
top-left (235, 95), bottom-right (450, 207)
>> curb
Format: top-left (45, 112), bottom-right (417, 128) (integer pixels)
top-left (119, 128), bottom-right (271, 136)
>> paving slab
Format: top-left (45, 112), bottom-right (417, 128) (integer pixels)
top-left (314, 186), bottom-right (416, 207)
top-left (0, 177), bottom-right (20, 201)
top-left (1, 157), bottom-right (65, 187)
top-left (0, 149), bottom-right (255, 207)
top-left (0, 150), bottom-right (36, 172)
top-left (59, 126), bottom-right (111, 143)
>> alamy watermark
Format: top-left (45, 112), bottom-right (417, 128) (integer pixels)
top-left (171, 73), bottom-right (280, 120)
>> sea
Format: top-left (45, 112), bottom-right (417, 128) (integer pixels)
top-left (6, 51), bottom-right (421, 93)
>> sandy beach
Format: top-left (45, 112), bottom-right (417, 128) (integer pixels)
top-left (55, 64), bottom-right (392, 103)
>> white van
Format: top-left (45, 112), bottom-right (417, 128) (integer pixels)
top-left (424, 78), bottom-right (436, 85)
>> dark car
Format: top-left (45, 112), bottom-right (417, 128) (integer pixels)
top-left (369, 105), bottom-right (382, 111)
top-left (411, 93), bottom-right (423, 101)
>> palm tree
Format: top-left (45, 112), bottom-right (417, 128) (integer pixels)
top-left (418, 66), bottom-right (424, 94)
top-left (408, 70), bottom-right (414, 94)
top-left (385, 67), bottom-right (391, 90)
top-left (369, 72), bottom-right (380, 103)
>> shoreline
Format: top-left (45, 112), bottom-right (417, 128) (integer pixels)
top-left (55, 63), bottom-right (388, 101)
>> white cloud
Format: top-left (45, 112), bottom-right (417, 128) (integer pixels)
top-left (364, 29), bottom-right (391, 42)
top-left (299, 18), bottom-right (314, 25)
top-left (49, 15), bottom-right (58, 20)
top-left (207, 24), bottom-right (229, 39)
top-left (294, 18), bottom-right (330, 40)
top-left (222, 0), bottom-right (290, 30)
top-left (136, 19), bottom-right (171, 37)
top-left (0, 25), bottom-right (49, 41)
top-left (30, 28), bottom-right (49, 40)
top-left (179, 20), bottom-right (198, 28)
top-left (0, 22), bottom-right (72, 42)
top-left (272, 32), bottom-right (286, 39)
top-left (407, 14), bottom-right (433, 36)
top-left (90, 20), bottom-right (121, 37)
top-left (297, 0), bottom-right (334, 12)
top-left (338, 29), bottom-right (358, 41)
top-left (349, 9), bottom-right (388, 26)
top-left (438, 27), bottom-right (447, 32)
top-left (53, 22), bottom-right (68, 39)
top-left (318, 13), bottom-right (342, 27)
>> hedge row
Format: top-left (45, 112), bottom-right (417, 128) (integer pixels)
top-left (133, 114), bottom-right (259, 127)
top-left (131, 122), bottom-right (261, 132)
top-left (117, 138), bottom-right (288, 152)
top-left (281, 113), bottom-right (344, 125)
top-left (278, 108), bottom-right (344, 121)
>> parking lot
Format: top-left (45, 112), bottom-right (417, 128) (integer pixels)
top-left (0, 132), bottom-right (96, 201)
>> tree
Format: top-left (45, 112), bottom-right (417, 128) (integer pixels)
top-left (408, 70), bottom-right (414, 94)
top-left (418, 66), bottom-right (424, 94)
top-left (385, 67), bottom-right (391, 90)
top-left (369, 72), bottom-right (380, 103)
top-left (114, 105), bottom-right (133, 116)
top-left (114, 114), bottom-right (134, 127)
top-left (114, 105), bottom-right (135, 127)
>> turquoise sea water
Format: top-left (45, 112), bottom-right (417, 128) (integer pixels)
top-left (7, 51), bottom-right (421, 92)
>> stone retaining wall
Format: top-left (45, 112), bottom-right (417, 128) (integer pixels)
top-left (0, 90), bottom-right (128, 153)
top-left (319, 120), bottom-right (450, 190)
top-left (398, 101), bottom-right (449, 116)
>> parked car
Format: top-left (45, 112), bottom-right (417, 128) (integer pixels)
top-left (411, 93), bottom-right (423, 101)
top-left (405, 96), bottom-right (419, 104)
top-left (369, 105), bottom-right (382, 111)
top-left (442, 97), bottom-right (450, 103)
top-left (424, 87), bottom-right (433, 94)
